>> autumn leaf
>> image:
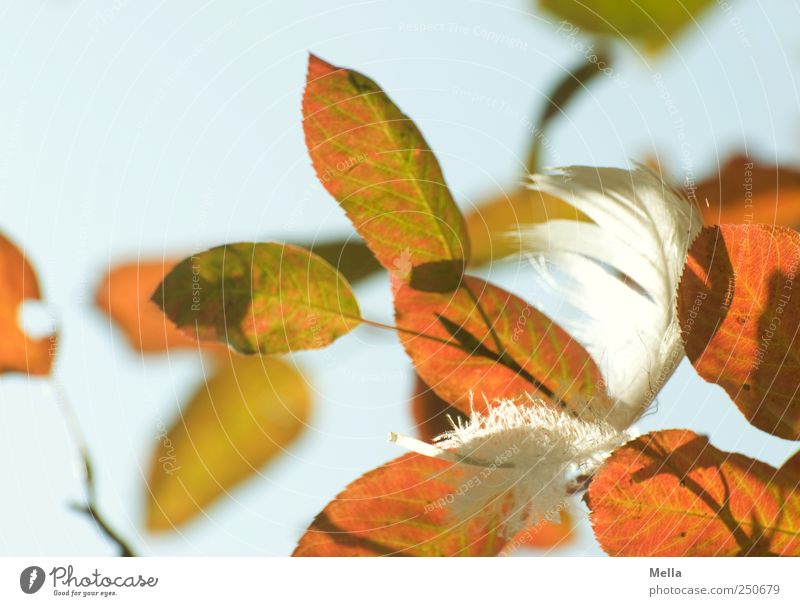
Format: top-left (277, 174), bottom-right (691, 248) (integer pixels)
top-left (588, 430), bottom-right (800, 556)
top-left (502, 510), bottom-right (574, 553)
top-left (146, 355), bottom-right (311, 531)
top-left (0, 233), bottom-right (54, 375)
top-left (540, 0), bottom-right (716, 52)
top-left (153, 242), bottom-right (361, 355)
top-left (96, 258), bottom-right (218, 353)
top-left (295, 238), bottom-right (383, 285)
top-left (303, 54), bottom-right (469, 284)
top-left (293, 453), bottom-right (508, 556)
top-left (394, 276), bottom-right (612, 421)
top-left (465, 187), bottom-right (586, 265)
top-left (692, 155), bottom-right (800, 227)
top-left (677, 225), bottom-right (800, 440)
top-left (98, 243), bottom-right (378, 354)
top-left (410, 374), bottom-right (469, 443)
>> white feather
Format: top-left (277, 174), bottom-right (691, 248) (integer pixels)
top-left (521, 165), bottom-right (702, 427)
top-left (388, 165), bottom-right (699, 536)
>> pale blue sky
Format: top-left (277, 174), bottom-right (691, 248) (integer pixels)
top-left (1, 0), bottom-right (799, 556)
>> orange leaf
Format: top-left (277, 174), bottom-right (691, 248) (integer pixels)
top-left (693, 155), bottom-right (800, 227)
top-left (303, 54), bottom-right (469, 276)
top-left (589, 430), bottom-right (800, 556)
top-left (293, 453), bottom-right (508, 556)
top-left (502, 510), bottom-right (574, 553)
top-left (0, 233), bottom-right (54, 375)
top-left (96, 259), bottom-right (213, 353)
top-left (410, 374), bottom-right (469, 443)
top-left (147, 355), bottom-right (311, 531)
top-left (394, 276), bottom-right (611, 420)
top-left (677, 225), bottom-right (800, 440)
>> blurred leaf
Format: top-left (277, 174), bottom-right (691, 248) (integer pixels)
top-left (693, 154), bottom-right (800, 227)
top-left (303, 54), bottom-right (470, 276)
top-left (394, 276), bottom-right (612, 421)
top-left (96, 258), bottom-right (220, 353)
top-left (540, 0), bottom-right (715, 52)
top-left (465, 188), bottom-right (586, 265)
top-left (502, 510), bottom-right (574, 553)
top-left (147, 355), bottom-right (311, 531)
top-left (410, 373), bottom-right (469, 443)
top-left (294, 238), bottom-right (382, 285)
top-left (589, 430), bottom-right (800, 555)
top-left (153, 242), bottom-right (361, 355)
top-left (677, 225), bottom-right (800, 440)
top-left (293, 453), bottom-right (508, 556)
top-left (98, 247), bottom-right (376, 354)
top-left (0, 233), bottom-right (54, 375)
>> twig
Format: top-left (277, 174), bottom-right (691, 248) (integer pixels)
top-left (69, 503), bottom-right (135, 557)
top-left (52, 382), bottom-right (136, 557)
top-left (525, 43), bottom-right (612, 174)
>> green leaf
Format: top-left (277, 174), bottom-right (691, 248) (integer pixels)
top-left (153, 242), bottom-right (361, 354)
top-left (303, 54), bottom-right (470, 278)
top-left (292, 238), bottom-right (383, 285)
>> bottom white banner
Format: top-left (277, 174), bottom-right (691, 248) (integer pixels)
top-left (0, 557), bottom-right (797, 605)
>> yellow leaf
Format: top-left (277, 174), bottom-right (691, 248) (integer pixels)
top-left (465, 187), bottom-right (586, 265)
top-left (539, 0), bottom-right (716, 52)
top-left (146, 355), bottom-right (311, 531)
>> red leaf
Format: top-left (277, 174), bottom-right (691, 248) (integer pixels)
top-left (677, 225), bottom-right (800, 440)
top-left (293, 453), bottom-right (508, 556)
top-left (589, 430), bottom-right (800, 556)
top-left (0, 233), bottom-right (54, 375)
top-left (394, 276), bottom-right (612, 420)
top-left (303, 55), bottom-right (469, 275)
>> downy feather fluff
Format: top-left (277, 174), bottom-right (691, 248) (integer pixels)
top-left (392, 398), bottom-right (629, 537)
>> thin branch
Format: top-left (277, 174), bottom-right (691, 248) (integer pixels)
top-left (69, 503), bottom-right (135, 557)
top-left (525, 43), bottom-right (612, 174)
top-left (52, 382), bottom-right (136, 557)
